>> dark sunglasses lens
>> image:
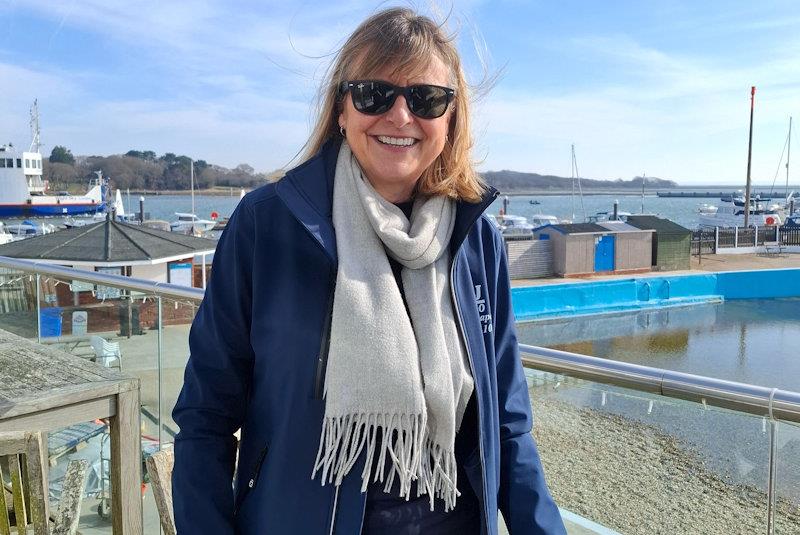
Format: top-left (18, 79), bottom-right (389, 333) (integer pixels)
top-left (351, 82), bottom-right (396, 114)
top-left (408, 85), bottom-right (450, 118)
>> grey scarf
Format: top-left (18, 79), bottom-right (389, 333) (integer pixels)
top-left (312, 142), bottom-right (474, 511)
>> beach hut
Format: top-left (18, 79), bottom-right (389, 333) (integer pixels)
top-left (626, 215), bottom-right (692, 271)
top-left (533, 222), bottom-right (653, 277)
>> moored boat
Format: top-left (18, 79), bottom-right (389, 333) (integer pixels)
top-left (170, 212), bottom-right (217, 234)
top-left (0, 102), bottom-right (105, 217)
top-left (698, 195), bottom-right (782, 228)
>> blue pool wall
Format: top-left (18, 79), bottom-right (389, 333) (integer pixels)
top-left (512, 268), bottom-right (800, 321)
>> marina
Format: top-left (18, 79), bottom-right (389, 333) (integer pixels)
top-left (5, 3), bottom-right (800, 534)
top-left (656, 190), bottom-right (799, 198)
top-left (1, 104), bottom-right (799, 534)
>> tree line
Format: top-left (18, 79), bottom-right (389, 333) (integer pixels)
top-left (45, 145), bottom-right (283, 191)
top-left (481, 170), bottom-right (677, 193)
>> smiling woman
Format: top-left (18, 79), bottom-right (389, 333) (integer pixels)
top-left (171, 7), bottom-right (566, 535)
top-left (337, 66), bottom-right (453, 202)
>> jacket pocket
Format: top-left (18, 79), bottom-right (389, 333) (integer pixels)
top-left (234, 444), bottom-right (268, 516)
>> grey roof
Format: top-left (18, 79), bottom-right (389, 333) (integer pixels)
top-left (626, 215), bottom-right (692, 235)
top-left (0, 219), bottom-right (218, 263)
top-left (598, 221), bottom-right (654, 233)
top-left (547, 223), bottom-right (610, 234)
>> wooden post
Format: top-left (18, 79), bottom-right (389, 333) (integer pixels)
top-left (110, 388), bottom-right (143, 534)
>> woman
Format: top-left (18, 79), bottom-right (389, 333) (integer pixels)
top-left (172, 7), bottom-right (565, 534)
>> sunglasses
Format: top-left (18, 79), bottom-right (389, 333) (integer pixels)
top-left (338, 80), bottom-right (455, 119)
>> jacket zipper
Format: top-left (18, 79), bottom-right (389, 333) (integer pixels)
top-left (328, 485), bottom-right (340, 535)
top-left (314, 274), bottom-right (337, 399)
top-left (450, 249), bottom-right (491, 535)
top-left (234, 445), bottom-right (268, 516)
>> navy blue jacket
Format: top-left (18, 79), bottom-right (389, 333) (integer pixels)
top-left (172, 139), bottom-right (565, 534)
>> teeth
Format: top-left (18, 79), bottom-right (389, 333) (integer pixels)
top-left (377, 135), bottom-right (416, 146)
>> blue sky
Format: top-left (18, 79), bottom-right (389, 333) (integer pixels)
top-left (2, 0), bottom-right (799, 185)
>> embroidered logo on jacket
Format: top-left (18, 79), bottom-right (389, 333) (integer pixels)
top-left (474, 284), bottom-right (493, 334)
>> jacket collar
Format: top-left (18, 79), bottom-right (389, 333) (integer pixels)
top-left (276, 137), bottom-right (499, 266)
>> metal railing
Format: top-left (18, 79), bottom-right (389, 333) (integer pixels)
top-left (0, 256), bottom-right (202, 451)
top-left (520, 344), bottom-right (800, 534)
top-left (520, 344), bottom-right (800, 423)
top-left (2, 256), bottom-right (799, 533)
top-left (0, 257), bottom-right (204, 302)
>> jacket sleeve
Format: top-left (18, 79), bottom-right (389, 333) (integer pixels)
top-left (492, 231), bottom-right (567, 534)
top-left (171, 198), bottom-right (256, 533)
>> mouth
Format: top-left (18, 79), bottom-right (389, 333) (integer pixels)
top-left (373, 135), bottom-right (419, 147)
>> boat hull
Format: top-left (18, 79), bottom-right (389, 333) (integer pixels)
top-left (0, 202), bottom-right (105, 217)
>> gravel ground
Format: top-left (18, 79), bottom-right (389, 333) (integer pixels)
top-left (531, 394), bottom-right (800, 534)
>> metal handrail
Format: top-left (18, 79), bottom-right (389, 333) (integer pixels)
top-left (0, 256), bottom-right (800, 423)
top-left (520, 344), bottom-right (800, 424)
top-left (4, 255), bottom-right (799, 423)
top-left (0, 256), bottom-right (204, 302)
top-left (7, 255), bottom-right (797, 531)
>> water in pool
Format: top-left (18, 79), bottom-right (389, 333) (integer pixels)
top-left (517, 297), bottom-right (800, 391)
top-left (518, 298), bottom-right (800, 505)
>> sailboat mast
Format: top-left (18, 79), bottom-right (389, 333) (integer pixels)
top-left (572, 145), bottom-right (587, 222)
top-left (191, 160), bottom-right (195, 215)
top-left (787, 116), bottom-right (792, 200)
top-left (571, 144), bottom-right (576, 221)
top-left (641, 173), bottom-right (646, 213)
top-left (744, 86), bottom-right (755, 228)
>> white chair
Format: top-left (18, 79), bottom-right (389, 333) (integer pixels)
top-left (89, 336), bottom-right (122, 371)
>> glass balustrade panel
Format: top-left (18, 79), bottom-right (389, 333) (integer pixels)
top-left (775, 420), bottom-right (800, 533)
top-left (37, 278), bottom-right (161, 534)
top-left (0, 268), bottom-right (38, 338)
top-left (526, 369), bottom-right (776, 535)
top-left (158, 296), bottom-right (199, 442)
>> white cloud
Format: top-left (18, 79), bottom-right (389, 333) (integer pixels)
top-left (474, 32), bottom-right (800, 184)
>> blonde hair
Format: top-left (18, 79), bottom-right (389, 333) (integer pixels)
top-left (303, 7), bottom-right (486, 202)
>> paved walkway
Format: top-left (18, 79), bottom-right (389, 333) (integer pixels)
top-left (512, 252), bottom-right (800, 287)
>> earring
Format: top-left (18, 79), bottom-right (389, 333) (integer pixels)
top-left (339, 125), bottom-right (346, 137)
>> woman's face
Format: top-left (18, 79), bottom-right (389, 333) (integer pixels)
top-left (338, 56), bottom-right (453, 203)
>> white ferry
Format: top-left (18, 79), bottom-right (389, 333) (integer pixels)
top-left (0, 101), bottom-right (105, 217)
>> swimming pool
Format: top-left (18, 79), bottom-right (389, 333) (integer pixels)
top-left (518, 297), bottom-right (800, 523)
top-left (517, 298), bottom-right (800, 391)
top-left (512, 268), bottom-right (800, 321)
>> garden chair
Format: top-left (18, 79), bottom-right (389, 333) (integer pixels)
top-left (89, 336), bottom-right (122, 371)
top-left (0, 431), bottom-right (89, 535)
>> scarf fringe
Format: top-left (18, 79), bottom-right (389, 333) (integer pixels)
top-left (311, 413), bottom-right (461, 511)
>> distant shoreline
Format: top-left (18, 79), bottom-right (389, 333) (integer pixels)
top-left (495, 185), bottom-right (800, 196)
top-left (118, 184), bottom-right (800, 197)
top-left (127, 188), bottom-right (247, 197)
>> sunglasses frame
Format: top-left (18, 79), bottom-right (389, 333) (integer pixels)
top-left (338, 80), bottom-right (455, 119)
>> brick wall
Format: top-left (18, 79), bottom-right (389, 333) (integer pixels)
top-left (50, 282), bottom-right (197, 335)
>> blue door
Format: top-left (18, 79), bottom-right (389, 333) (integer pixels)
top-left (594, 235), bottom-right (615, 272)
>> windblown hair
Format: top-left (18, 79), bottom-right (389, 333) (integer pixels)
top-left (303, 7), bottom-right (486, 202)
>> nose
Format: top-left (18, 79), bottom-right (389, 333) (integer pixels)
top-left (383, 94), bottom-right (414, 127)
